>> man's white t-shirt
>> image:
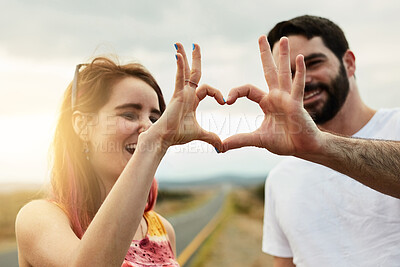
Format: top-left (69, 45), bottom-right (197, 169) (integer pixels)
top-left (262, 108), bottom-right (400, 267)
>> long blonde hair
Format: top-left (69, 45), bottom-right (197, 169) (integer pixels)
top-left (49, 57), bottom-right (166, 238)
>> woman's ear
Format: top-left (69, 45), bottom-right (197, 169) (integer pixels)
top-left (72, 111), bottom-right (90, 141)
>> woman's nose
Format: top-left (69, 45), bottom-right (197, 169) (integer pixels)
top-left (138, 118), bottom-right (152, 134)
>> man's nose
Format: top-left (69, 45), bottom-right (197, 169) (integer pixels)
top-left (305, 72), bottom-right (313, 84)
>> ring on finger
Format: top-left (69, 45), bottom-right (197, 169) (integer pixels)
top-left (185, 79), bottom-right (198, 88)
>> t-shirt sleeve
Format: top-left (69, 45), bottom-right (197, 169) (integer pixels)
top-left (262, 173), bottom-right (293, 258)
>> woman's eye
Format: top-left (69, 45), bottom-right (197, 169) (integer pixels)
top-left (150, 116), bottom-right (159, 123)
top-left (121, 113), bottom-right (138, 121)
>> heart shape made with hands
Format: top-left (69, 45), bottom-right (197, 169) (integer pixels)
top-left (194, 81), bottom-right (317, 155)
top-left (195, 93), bottom-right (264, 152)
top-left (173, 41), bottom-right (284, 154)
top-left (173, 36), bottom-right (316, 155)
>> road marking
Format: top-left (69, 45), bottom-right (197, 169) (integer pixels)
top-left (176, 197), bottom-right (227, 266)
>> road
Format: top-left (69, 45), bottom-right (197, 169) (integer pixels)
top-left (0, 250), bottom-right (17, 267)
top-left (0, 186), bottom-right (227, 267)
top-left (169, 186), bottom-right (228, 258)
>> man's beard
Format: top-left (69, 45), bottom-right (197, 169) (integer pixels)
top-left (304, 63), bottom-right (350, 124)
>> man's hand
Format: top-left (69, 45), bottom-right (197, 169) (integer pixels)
top-left (221, 36), bottom-right (322, 156)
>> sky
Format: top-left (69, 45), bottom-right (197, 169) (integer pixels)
top-left (1, 0), bottom-right (400, 185)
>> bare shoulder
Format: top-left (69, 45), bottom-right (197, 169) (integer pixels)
top-left (16, 199), bottom-right (70, 245)
top-left (156, 213), bottom-right (175, 236)
top-left (16, 199), bottom-right (79, 266)
top-left (155, 212), bottom-right (176, 256)
top-left (16, 199), bottom-right (70, 229)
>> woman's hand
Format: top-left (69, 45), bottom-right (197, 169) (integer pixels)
top-left (149, 43), bottom-right (225, 151)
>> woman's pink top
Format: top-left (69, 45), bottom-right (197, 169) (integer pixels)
top-left (122, 211), bottom-right (180, 267)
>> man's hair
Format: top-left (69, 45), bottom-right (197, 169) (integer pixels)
top-left (267, 15), bottom-right (349, 60)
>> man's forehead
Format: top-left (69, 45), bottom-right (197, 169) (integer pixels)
top-left (271, 35), bottom-right (328, 58)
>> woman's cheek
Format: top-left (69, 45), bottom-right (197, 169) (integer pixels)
top-left (118, 119), bottom-right (139, 135)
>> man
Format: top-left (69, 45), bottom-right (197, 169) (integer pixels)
top-left (220, 15), bottom-right (400, 266)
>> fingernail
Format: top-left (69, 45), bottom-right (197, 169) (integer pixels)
top-left (175, 54), bottom-right (178, 60)
top-left (174, 44), bottom-right (178, 50)
top-left (214, 147), bottom-right (220, 153)
top-left (192, 43), bottom-right (195, 51)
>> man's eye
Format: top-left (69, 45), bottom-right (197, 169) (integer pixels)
top-left (307, 60), bottom-right (323, 68)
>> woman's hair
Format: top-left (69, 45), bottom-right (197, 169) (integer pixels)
top-left (49, 57), bottom-right (166, 238)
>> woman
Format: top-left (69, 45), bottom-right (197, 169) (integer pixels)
top-left (15, 43), bottom-right (225, 266)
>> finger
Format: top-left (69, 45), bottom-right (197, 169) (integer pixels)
top-left (197, 128), bottom-right (223, 152)
top-left (221, 132), bottom-right (258, 152)
top-left (175, 43), bottom-right (191, 80)
top-left (292, 54), bottom-right (306, 101)
top-left (174, 53), bottom-right (185, 94)
top-left (259, 35), bottom-right (278, 90)
top-left (226, 84), bottom-right (266, 105)
top-left (196, 84), bottom-right (225, 105)
top-left (190, 43), bottom-right (201, 84)
top-left (278, 37), bottom-right (292, 93)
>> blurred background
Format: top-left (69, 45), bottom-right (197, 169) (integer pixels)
top-left (1, 0), bottom-right (400, 266)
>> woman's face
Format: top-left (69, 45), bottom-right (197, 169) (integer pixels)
top-left (88, 76), bottom-right (161, 183)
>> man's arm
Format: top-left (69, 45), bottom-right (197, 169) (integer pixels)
top-left (221, 36), bottom-right (400, 198)
top-left (303, 133), bottom-right (400, 198)
top-left (273, 257), bottom-right (295, 267)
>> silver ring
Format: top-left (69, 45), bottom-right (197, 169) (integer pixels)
top-left (185, 79), bottom-right (198, 88)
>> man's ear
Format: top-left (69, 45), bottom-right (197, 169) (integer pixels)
top-left (342, 50), bottom-right (356, 77)
top-left (72, 111), bottom-right (90, 141)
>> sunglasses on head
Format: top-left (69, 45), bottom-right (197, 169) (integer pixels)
top-left (71, 64), bottom-right (89, 110)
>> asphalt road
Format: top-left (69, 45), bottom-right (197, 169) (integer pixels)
top-left (0, 249), bottom-right (18, 267)
top-left (0, 187), bottom-right (227, 267)
top-left (169, 186), bottom-right (227, 257)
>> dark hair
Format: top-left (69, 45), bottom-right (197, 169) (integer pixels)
top-left (267, 15), bottom-right (349, 60)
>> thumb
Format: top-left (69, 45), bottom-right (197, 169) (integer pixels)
top-left (221, 133), bottom-right (258, 152)
top-left (197, 128), bottom-right (223, 153)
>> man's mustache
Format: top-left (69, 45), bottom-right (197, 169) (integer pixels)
top-left (305, 82), bottom-right (330, 93)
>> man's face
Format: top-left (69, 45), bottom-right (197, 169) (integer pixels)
top-left (271, 35), bottom-right (350, 124)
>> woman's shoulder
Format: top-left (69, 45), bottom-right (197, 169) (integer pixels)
top-left (16, 199), bottom-right (70, 239)
top-left (145, 211), bottom-right (175, 240)
top-left (16, 200), bottom-right (84, 266)
top-left (155, 212), bottom-right (174, 233)
top-left (150, 211), bottom-right (176, 256)
top-left (17, 199), bottom-right (68, 221)
top-left (146, 211), bottom-right (173, 231)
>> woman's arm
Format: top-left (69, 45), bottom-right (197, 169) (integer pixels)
top-left (16, 136), bottom-right (168, 267)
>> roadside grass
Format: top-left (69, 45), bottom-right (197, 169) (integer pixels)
top-left (189, 192), bottom-right (235, 267)
top-left (155, 189), bottom-right (214, 218)
top-left (189, 184), bottom-right (274, 267)
top-left (0, 188), bottom-right (46, 250)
